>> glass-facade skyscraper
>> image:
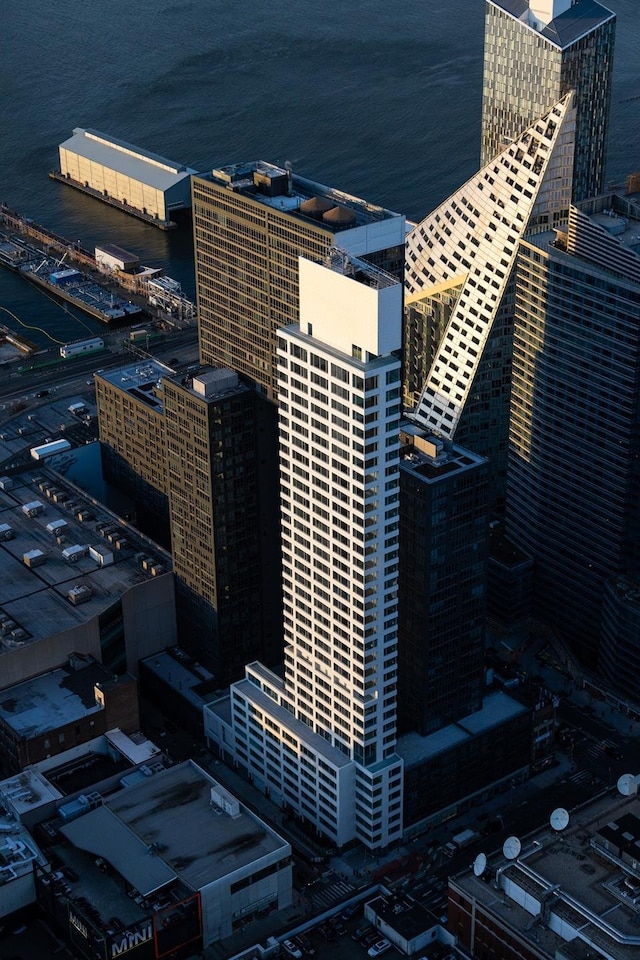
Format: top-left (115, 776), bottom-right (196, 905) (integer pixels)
top-left (506, 192), bottom-right (640, 668)
top-left (482, 0), bottom-right (616, 216)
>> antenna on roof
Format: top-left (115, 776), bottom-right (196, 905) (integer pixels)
top-left (502, 836), bottom-right (521, 860)
top-left (285, 160), bottom-right (293, 196)
top-left (617, 773), bottom-right (639, 796)
top-left (473, 852), bottom-right (487, 877)
top-left (549, 807), bottom-right (570, 832)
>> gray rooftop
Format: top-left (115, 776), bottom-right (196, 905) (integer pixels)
top-left (0, 468), bottom-right (172, 654)
top-left (97, 360), bottom-right (173, 412)
top-left (0, 658), bottom-right (109, 738)
top-left (452, 792), bottom-right (640, 960)
top-left (61, 761), bottom-right (289, 894)
top-left (489, 0), bottom-right (615, 48)
top-left (227, 665), bottom-right (353, 770)
top-left (203, 159), bottom-right (403, 226)
top-left (60, 128), bottom-right (197, 192)
top-left (397, 691), bottom-right (527, 766)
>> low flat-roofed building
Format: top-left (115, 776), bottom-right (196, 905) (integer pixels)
top-left (56, 127), bottom-right (197, 227)
top-left (0, 467), bottom-right (177, 686)
top-left (139, 647), bottom-right (222, 736)
top-left (0, 654), bottom-right (139, 776)
top-left (449, 789), bottom-right (640, 960)
top-left (364, 891), bottom-right (458, 956)
top-left (398, 690), bottom-right (531, 836)
top-left (37, 761), bottom-right (291, 955)
top-left (0, 801), bottom-right (47, 919)
top-left (0, 728), bottom-right (163, 829)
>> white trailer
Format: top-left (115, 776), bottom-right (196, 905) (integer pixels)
top-left (60, 338), bottom-right (104, 359)
top-left (31, 439), bottom-right (72, 461)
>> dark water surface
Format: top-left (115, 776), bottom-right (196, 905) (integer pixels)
top-left (1, 0), bottom-right (638, 349)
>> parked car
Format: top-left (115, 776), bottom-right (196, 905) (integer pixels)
top-left (361, 930), bottom-right (380, 948)
top-left (353, 921), bottom-right (373, 941)
top-left (341, 903), bottom-right (360, 921)
top-left (296, 933), bottom-right (315, 956)
top-left (282, 939), bottom-right (303, 959)
top-left (332, 919), bottom-right (348, 937)
top-left (368, 939), bottom-right (392, 957)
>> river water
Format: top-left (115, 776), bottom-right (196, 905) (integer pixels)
top-left (1, 0), bottom-right (638, 349)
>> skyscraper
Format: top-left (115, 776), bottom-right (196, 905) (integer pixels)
top-left (207, 249), bottom-right (405, 850)
top-left (192, 161), bottom-right (405, 400)
top-left (96, 362), bottom-right (282, 684)
top-left (405, 95), bottom-right (573, 439)
top-left (481, 0), bottom-right (616, 213)
top-left (398, 428), bottom-right (488, 736)
top-left (505, 190), bottom-right (640, 668)
top-left (163, 370), bottom-right (282, 683)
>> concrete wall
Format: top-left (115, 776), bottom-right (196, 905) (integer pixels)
top-left (122, 573), bottom-right (177, 677)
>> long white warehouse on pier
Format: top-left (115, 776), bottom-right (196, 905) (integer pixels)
top-left (55, 128), bottom-right (197, 228)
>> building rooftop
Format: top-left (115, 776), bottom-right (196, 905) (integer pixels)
top-left (0, 656), bottom-right (116, 738)
top-left (325, 247), bottom-right (400, 290)
top-left (203, 160), bottom-right (403, 228)
top-left (574, 193), bottom-right (640, 256)
top-left (0, 813), bottom-right (47, 886)
top-left (399, 425), bottom-right (486, 482)
top-left (60, 761), bottom-right (290, 895)
top-left (0, 468), bottom-right (171, 658)
top-left (488, 0), bottom-right (615, 48)
top-left (60, 128), bottom-right (197, 192)
top-left (140, 649), bottom-right (221, 711)
top-left (398, 691), bottom-right (527, 767)
top-left (227, 665), bottom-right (353, 770)
top-left (97, 360), bottom-right (172, 413)
top-left (367, 892), bottom-right (439, 942)
top-left (0, 767), bottom-right (63, 817)
top-left (452, 791), bottom-right (640, 960)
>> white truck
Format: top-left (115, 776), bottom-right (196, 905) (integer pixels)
top-left (444, 828), bottom-right (479, 857)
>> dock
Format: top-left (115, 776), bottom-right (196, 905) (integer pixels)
top-left (49, 171), bottom-right (179, 230)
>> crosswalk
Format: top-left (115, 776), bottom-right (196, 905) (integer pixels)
top-left (569, 770), bottom-right (606, 789)
top-left (310, 879), bottom-right (355, 908)
top-left (584, 738), bottom-right (621, 760)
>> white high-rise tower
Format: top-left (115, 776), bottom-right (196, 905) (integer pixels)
top-left (206, 250), bottom-right (405, 850)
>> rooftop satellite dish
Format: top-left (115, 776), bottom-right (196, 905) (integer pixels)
top-left (617, 773), bottom-right (638, 797)
top-left (473, 852), bottom-right (487, 877)
top-left (503, 836), bottom-right (521, 860)
top-left (550, 807), bottom-right (570, 832)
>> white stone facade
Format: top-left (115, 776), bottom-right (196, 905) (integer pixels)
top-left (213, 252), bottom-right (405, 850)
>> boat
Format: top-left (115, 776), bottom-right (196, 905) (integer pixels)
top-left (19, 257), bottom-right (143, 324)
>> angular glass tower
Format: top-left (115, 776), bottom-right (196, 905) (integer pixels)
top-left (482, 0), bottom-right (616, 214)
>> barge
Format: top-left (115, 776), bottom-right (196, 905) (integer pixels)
top-left (0, 232), bottom-right (143, 325)
top-left (20, 258), bottom-right (143, 323)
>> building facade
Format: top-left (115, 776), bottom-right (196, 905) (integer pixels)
top-left (96, 362), bottom-right (170, 544)
top-left (405, 95), bottom-right (572, 437)
top-left (207, 250), bottom-right (405, 851)
top-left (398, 428), bottom-right (488, 736)
top-left (193, 161), bottom-right (405, 400)
top-left (163, 369), bottom-right (282, 683)
top-left (481, 0), bottom-right (616, 213)
top-left (505, 192), bottom-right (640, 667)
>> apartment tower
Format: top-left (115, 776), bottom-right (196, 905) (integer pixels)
top-left (506, 191), bottom-right (640, 671)
top-left (207, 250), bottom-right (405, 850)
top-left (192, 161), bottom-right (405, 400)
